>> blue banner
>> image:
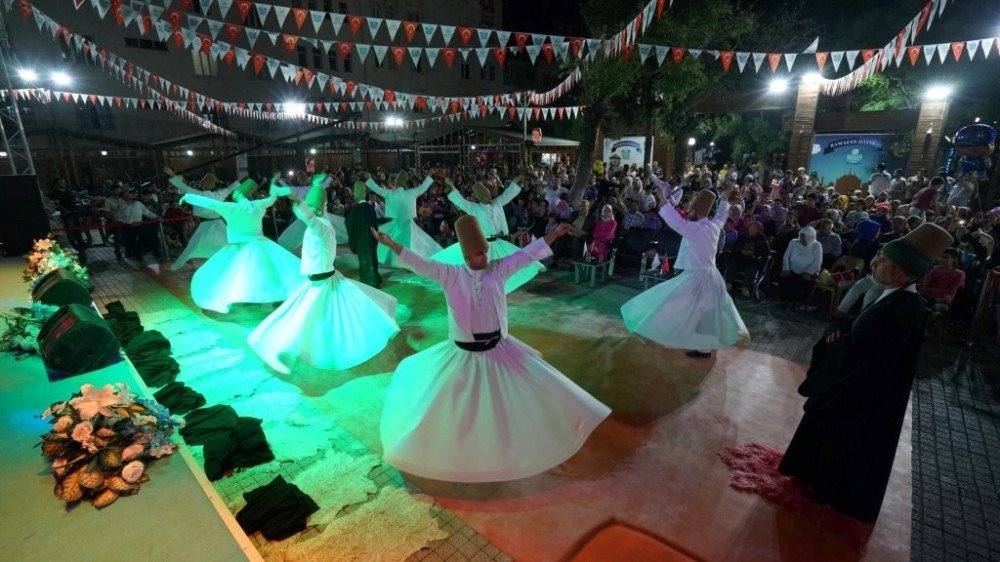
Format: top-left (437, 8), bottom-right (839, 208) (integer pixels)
top-left (807, 133), bottom-right (910, 193)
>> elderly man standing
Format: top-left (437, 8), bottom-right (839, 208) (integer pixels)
top-left (779, 223), bottom-right (953, 522)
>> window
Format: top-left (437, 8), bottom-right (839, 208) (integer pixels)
top-left (328, 49), bottom-right (339, 71)
top-left (488, 64), bottom-right (495, 81)
top-left (312, 47), bottom-right (323, 68)
top-left (323, 0), bottom-right (333, 11)
top-left (461, 63), bottom-right (470, 79)
top-left (190, 0), bottom-right (202, 13)
top-left (76, 102), bottom-right (115, 130)
top-left (192, 51), bottom-right (219, 76)
top-left (343, 53), bottom-right (353, 72)
top-left (385, 5), bottom-right (394, 18)
top-left (385, 53), bottom-right (397, 70)
top-left (307, 0), bottom-right (316, 9)
top-left (125, 37), bottom-right (167, 51)
top-left (479, 66), bottom-right (486, 80)
top-left (408, 13), bottom-right (419, 22)
top-left (297, 46), bottom-right (308, 67)
top-left (413, 57), bottom-right (422, 74)
top-left (373, 5), bottom-right (381, 17)
top-left (338, 1), bottom-right (347, 14)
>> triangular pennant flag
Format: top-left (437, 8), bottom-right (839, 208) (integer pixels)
top-left (688, 48), bottom-right (702, 59)
top-left (639, 44), bottom-right (652, 63)
top-left (458, 26), bottom-right (475, 46)
top-left (803, 36), bottom-right (819, 54)
top-left (378, 19), bottom-right (396, 41)
top-left (265, 31), bottom-right (279, 46)
top-left (936, 43), bottom-right (949, 64)
top-left (477, 28), bottom-right (492, 46)
top-left (292, 8), bottom-right (308, 29)
top-left (532, 33), bottom-right (547, 46)
top-left (265, 57), bottom-right (279, 77)
top-left (982, 38), bottom-right (995, 59)
top-left (440, 25), bottom-right (456, 45)
top-left (541, 43), bottom-right (555, 63)
top-left (338, 42), bottom-right (353, 60)
top-left (767, 52), bottom-right (781, 72)
top-left (587, 38), bottom-right (602, 58)
top-left (493, 48), bottom-right (507, 67)
top-left (474, 47), bottom-right (489, 66)
top-left (372, 45), bottom-right (388, 64)
top-left (254, 3), bottom-right (271, 25)
top-left (425, 48), bottom-right (440, 68)
top-left (198, 0), bottom-right (213, 18)
top-left (355, 43), bottom-right (370, 63)
top-left (672, 47), bottom-right (686, 65)
top-left (736, 51), bottom-right (750, 72)
top-left (525, 44), bottom-right (541, 64)
top-left (348, 15), bottom-right (363, 35)
top-left (441, 48), bottom-right (457, 68)
top-left (785, 53), bottom-right (797, 71)
top-left (391, 46), bottom-right (405, 66)
top-left (950, 41), bottom-right (964, 61)
top-left (330, 13), bottom-right (345, 34)
top-left (273, 5), bottom-right (290, 26)
top-left (366, 17), bottom-right (382, 38)
top-left (553, 41), bottom-right (569, 61)
top-left (861, 50), bottom-right (874, 63)
top-left (496, 30), bottom-right (511, 47)
top-left (922, 44), bottom-right (936, 65)
top-left (458, 48), bottom-right (471, 61)
top-left (309, 10), bottom-right (325, 32)
top-left (751, 52), bottom-right (766, 73)
top-left (408, 47), bottom-right (422, 67)
top-left (966, 39), bottom-right (979, 60)
top-left (830, 51), bottom-right (844, 71)
top-left (720, 50), bottom-right (734, 72)
top-left (815, 52), bottom-right (828, 70)
top-left (845, 50), bottom-right (859, 70)
top-left (656, 45), bottom-right (669, 66)
top-left (420, 22), bottom-right (437, 43)
top-left (281, 34), bottom-right (298, 53)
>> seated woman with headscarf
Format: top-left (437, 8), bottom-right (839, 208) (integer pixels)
top-left (779, 226), bottom-right (823, 307)
top-left (589, 204), bottom-right (617, 261)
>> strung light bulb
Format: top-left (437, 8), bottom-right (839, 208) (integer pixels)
top-left (18, 69), bottom-right (38, 82)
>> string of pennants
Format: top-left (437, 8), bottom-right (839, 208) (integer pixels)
top-left (6, 87), bottom-right (586, 132)
top-left (17, 0), bottom-right (585, 112)
top-left (70, 0), bottom-right (673, 65)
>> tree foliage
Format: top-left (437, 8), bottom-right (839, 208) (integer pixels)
top-left (848, 74), bottom-right (916, 112)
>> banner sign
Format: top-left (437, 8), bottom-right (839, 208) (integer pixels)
top-left (603, 136), bottom-right (647, 169)
top-left (808, 133), bottom-right (910, 193)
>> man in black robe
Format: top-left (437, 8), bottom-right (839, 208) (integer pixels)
top-left (345, 181), bottom-right (382, 288)
top-left (779, 222), bottom-right (953, 523)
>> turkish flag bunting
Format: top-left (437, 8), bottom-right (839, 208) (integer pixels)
top-left (815, 52), bottom-right (828, 70)
top-left (571, 38), bottom-right (584, 58)
top-left (391, 46), bottom-right (405, 66)
top-left (917, 2), bottom-right (931, 35)
top-left (348, 15), bottom-right (363, 35)
top-left (225, 23), bottom-right (242, 43)
top-left (283, 35), bottom-right (299, 53)
top-left (861, 50), bottom-right (874, 62)
top-left (908, 45), bottom-right (921, 66)
top-left (720, 50), bottom-right (734, 72)
top-left (223, 49), bottom-right (235, 65)
top-left (236, 0), bottom-right (251, 21)
top-left (672, 47), bottom-right (686, 65)
top-left (404, 21), bottom-right (418, 42)
top-left (338, 42), bottom-right (353, 60)
top-left (494, 48), bottom-right (507, 67)
top-left (656, 0), bottom-right (667, 18)
top-left (768, 52), bottom-right (781, 72)
top-left (179, 0), bottom-right (191, 11)
top-left (515, 32), bottom-right (529, 53)
top-left (459, 27), bottom-right (474, 46)
top-left (442, 48), bottom-right (457, 68)
top-left (252, 54), bottom-right (265, 75)
top-left (345, 81), bottom-right (356, 96)
top-left (292, 9), bottom-right (308, 29)
top-left (542, 43), bottom-right (554, 63)
top-left (622, 44), bottom-right (633, 62)
top-left (199, 35), bottom-right (213, 54)
top-left (141, 12), bottom-right (152, 34)
top-left (951, 41), bottom-right (964, 61)
top-left (166, 8), bottom-right (183, 28)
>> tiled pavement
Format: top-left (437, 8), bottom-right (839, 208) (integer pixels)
top-left (83, 246), bottom-right (511, 562)
top-left (82, 244), bottom-right (1000, 561)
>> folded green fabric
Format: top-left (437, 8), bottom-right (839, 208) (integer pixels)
top-left (153, 382), bottom-right (207, 415)
top-left (236, 476), bottom-right (318, 540)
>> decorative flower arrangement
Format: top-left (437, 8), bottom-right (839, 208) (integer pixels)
top-left (0, 302), bottom-right (60, 357)
top-left (39, 383), bottom-right (184, 509)
top-left (23, 235), bottom-right (89, 289)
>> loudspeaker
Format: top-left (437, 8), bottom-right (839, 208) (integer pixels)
top-left (37, 303), bottom-right (121, 377)
top-left (0, 175), bottom-right (51, 256)
top-left (31, 268), bottom-right (92, 307)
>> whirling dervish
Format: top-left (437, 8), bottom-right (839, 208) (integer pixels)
top-left (164, 166), bottom-right (240, 271)
top-left (430, 175), bottom-right (545, 293)
top-left (364, 170), bottom-right (443, 268)
top-left (620, 178), bottom-right (749, 358)
top-left (276, 171), bottom-right (348, 252)
top-left (179, 174), bottom-right (304, 314)
top-left (247, 174), bottom-right (399, 373)
top-left (374, 215), bottom-right (610, 483)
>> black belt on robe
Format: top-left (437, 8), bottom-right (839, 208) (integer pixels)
top-left (486, 234), bottom-right (508, 242)
top-left (308, 269), bottom-right (336, 281)
top-left (454, 331), bottom-right (502, 352)
top-left (198, 217), bottom-right (223, 222)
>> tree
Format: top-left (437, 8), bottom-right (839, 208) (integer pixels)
top-left (848, 74), bottom-right (916, 112)
top-left (567, 0), bottom-right (817, 204)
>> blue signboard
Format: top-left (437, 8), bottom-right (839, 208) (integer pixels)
top-left (807, 133), bottom-right (910, 193)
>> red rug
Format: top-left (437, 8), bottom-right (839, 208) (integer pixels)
top-left (718, 442), bottom-right (874, 550)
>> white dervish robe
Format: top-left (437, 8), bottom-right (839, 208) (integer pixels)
top-left (168, 176), bottom-right (239, 270)
top-left (365, 176), bottom-right (443, 267)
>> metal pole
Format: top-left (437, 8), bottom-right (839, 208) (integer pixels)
top-left (157, 219), bottom-right (169, 260)
top-left (0, 9), bottom-right (36, 175)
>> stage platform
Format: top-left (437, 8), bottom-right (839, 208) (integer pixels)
top-left (0, 249), bottom-right (912, 561)
top-left (0, 259), bottom-right (260, 562)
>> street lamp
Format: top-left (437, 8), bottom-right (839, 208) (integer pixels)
top-left (687, 138), bottom-right (696, 147)
top-left (384, 116), bottom-right (404, 128)
top-left (802, 72), bottom-right (822, 86)
top-left (309, 148), bottom-right (317, 155)
top-left (768, 78), bottom-right (789, 93)
top-left (100, 150), bottom-right (108, 156)
top-left (51, 71), bottom-right (72, 86)
top-left (470, 145), bottom-right (477, 150)
top-left (924, 85), bottom-right (952, 101)
top-left (186, 149), bottom-right (194, 156)
top-left (18, 69), bottom-right (38, 82)
top-left (284, 102), bottom-right (307, 116)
